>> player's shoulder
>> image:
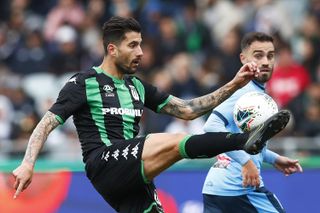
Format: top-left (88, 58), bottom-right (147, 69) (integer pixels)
top-left (66, 69), bottom-right (96, 86)
top-left (79, 68), bottom-right (97, 79)
top-left (214, 82), bottom-right (257, 111)
top-left (234, 81), bottom-right (261, 96)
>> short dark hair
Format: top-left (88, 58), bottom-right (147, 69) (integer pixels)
top-left (102, 16), bottom-right (141, 54)
top-left (240, 32), bottom-right (274, 51)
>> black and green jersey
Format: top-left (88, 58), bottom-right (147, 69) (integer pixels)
top-left (49, 66), bottom-right (171, 161)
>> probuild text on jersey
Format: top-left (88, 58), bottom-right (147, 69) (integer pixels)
top-left (102, 107), bottom-right (143, 117)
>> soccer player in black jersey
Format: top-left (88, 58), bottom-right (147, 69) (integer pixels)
top-left (13, 16), bottom-right (290, 213)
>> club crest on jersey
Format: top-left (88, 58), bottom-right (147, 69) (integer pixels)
top-left (129, 85), bottom-right (139, 101)
top-left (103, 85), bottom-right (115, 97)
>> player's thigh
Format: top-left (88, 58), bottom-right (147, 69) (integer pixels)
top-left (203, 194), bottom-right (223, 213)
top-left (142, 133), bottom-right (188, 179)
top-left (203, 194), bottom-right (258, 213)
top-left (119, 182), bottom-right (163, 213)
top-left (248, 187), bottom-right (285, 213)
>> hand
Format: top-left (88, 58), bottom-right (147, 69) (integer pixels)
top-left (242, 160), bottom-right (260, 188)
top-left (274, 156), bottom-right (303, 176)
top-left (12, 162), bottom-right (34, 199)
top-left (231, 61), bottom-right (260, 89)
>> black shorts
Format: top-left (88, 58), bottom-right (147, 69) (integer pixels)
top-left (84, 137), bottom-right (164, 213)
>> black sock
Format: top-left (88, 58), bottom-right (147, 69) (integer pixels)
top-left (179, 132), bottom-right (249, 159)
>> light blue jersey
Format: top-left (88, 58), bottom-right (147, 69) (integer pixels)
top-left (202, 81), bottom-right (279, 196)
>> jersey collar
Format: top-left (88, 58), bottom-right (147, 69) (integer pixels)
top-left (93, 66), bottom-right (125, 84)
top-left (252, 80), bottom-right (265, 91)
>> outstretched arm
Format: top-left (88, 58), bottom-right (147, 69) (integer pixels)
top-left (263, 149), bottom-right (303, 175)
top-left (160, 62), bottom-right (259, 120)
top-left (273, 155), bottom-right (303, 176)
top-left (12, 111), bottom-right (60, 198)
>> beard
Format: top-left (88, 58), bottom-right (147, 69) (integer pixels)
top-left (255, 71), bottom-right (272, 83)
top-left (115, 60), bottom-right (136, 75)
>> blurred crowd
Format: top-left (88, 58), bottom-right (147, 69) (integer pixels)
top-left (0, 0), bottom-right (319, 159)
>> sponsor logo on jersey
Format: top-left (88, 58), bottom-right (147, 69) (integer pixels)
top-left (129, 85), bottom-right (140, 101)
top-left (103, 84), bottom-right (115, 97)
top-left (131, 143), bottom-right (139, 159)
top-left (101, 151), bottom-right (110, 162)
top-left (103, 85), bottom-right (113, 92)
top-left (102, 107), bottom-right (143, 117)
top-left (101, 144), bottom-right (140, 162)
top-left (68, 77), bottom-right (77, 84)
top-left (112, 149), bottom-right (120, 160)
top-left (213, 154), bottom-right (231, 168)
top-left (122, 145), bottom-right (130, 160)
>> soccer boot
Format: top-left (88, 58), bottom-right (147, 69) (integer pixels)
top-left (244, 110), bottom-right (290, 154)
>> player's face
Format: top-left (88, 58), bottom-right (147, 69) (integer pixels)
top-left (240, 41), bottom-right (275, 83)
top-left (114, 31), bottom-right (143, 74)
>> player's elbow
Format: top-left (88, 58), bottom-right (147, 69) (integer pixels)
top-left (172, 107), bottom-right (195, 120)
top-left (179, 115), bottom-right (194, 120)
top-left (182, 110), bottom-right (198, 120)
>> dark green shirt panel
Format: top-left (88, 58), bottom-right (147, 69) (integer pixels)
top-left (132, 77), bottom-right (170, 112)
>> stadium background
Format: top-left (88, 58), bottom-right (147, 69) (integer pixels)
top-left (0, 0), bottom-right (319, 212)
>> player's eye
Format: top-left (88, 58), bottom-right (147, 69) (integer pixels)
top-left (267, 54), bottom-right (274, 60)
top-left (129, 42), bottom-right (139, 48)
top-left (254, 54), bottom-right (263, 59)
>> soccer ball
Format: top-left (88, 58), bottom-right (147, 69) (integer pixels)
top-left (233, 92), bottom-right (278, 132)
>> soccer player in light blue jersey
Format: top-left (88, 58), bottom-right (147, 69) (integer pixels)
top-left (202, 32), bottom-right (303, 213)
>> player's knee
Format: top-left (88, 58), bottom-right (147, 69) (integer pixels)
top-left (173, 133), bottom-right (188, 141)
top-left (171, 133), bottom-right (189, 151)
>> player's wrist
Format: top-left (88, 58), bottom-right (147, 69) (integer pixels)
top-left (243, 159), bottom-right (255, 168)
top-left (264, 151), bottom-right (280, 165)
top-left (227, 80), bottom-right (242, 91)
top-left (238, 155), bottom-right (251, 166)
top-left (21, 160), bottom-right (35, 170)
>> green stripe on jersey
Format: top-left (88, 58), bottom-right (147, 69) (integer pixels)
top-left (114, 81), bottom-right (134, 139)
top-left (157, 95), bottom-right (173, 112)
top-left (85, 77), bottom-right (111, 146)
top-left (132, 77), bottom-right (145, 103)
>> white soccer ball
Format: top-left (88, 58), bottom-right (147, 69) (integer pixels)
top-left (233, 92), bottom-right (278, 132)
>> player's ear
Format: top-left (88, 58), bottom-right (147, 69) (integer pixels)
top-left (107, 43), bottom-right (118, 57)
top-left (240, 52), bottom-right (246, 64)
